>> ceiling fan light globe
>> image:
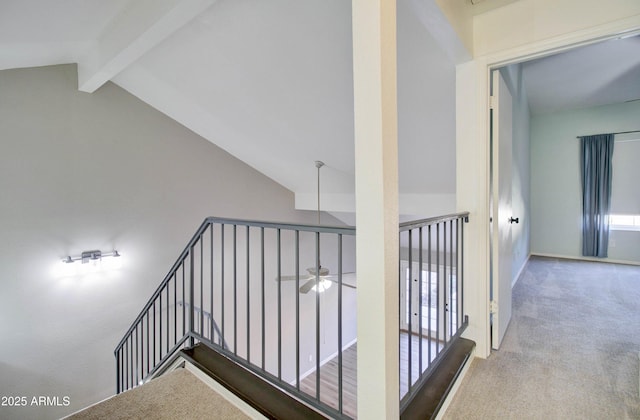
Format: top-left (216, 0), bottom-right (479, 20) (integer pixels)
top-left (311, 279), bottom-right (333, 293)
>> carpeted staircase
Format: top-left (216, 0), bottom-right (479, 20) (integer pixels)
top-left (64, 368), bottom-right (252, 420)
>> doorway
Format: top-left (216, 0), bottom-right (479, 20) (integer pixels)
top-left (486, 33), bottom-right (640, 351)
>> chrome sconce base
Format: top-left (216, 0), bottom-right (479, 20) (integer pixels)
top-left (63, 249), bottom-right (120, 264)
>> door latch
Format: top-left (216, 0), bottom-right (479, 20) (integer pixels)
top-left (490, 300), bottom-right (498, 314)
top-left (509, 217), bottom-right (519, 224)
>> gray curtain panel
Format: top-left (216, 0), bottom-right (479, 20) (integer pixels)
top-left (580, 134), bottom-right (614, 257)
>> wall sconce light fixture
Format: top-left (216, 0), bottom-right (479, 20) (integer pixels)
top-left (63, 250), bottom-right (120, 264)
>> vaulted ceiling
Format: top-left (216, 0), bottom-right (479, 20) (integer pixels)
top-left (1, 0), bottom-right (464, 218)
top-left (2, 0), bottom-right (638, 218)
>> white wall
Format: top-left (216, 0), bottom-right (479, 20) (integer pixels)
top-left (298, 0), bottom-right (460, 219)
top-left (0, 64), bottom-right (348, 419)
top-left (397, 0), bottom-right (457, 216)
top-left (473, 0), bottom-right (640, 57)
top-left (530, 100), bottom-right (640, 263)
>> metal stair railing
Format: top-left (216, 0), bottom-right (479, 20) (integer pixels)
top-left (398, 212), bottom-right (470, 409)
top-left (115, 217), bottom-right (356, 419)
top-left (115, 213), bottom-right (471, 418)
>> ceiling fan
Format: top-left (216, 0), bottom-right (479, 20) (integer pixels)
top-left (279, 267), bottom-right (356, 294)
top-left (277, 161), bottom-right (356, 294)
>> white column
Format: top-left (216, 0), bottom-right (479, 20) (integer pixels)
top-left (352, 0), bottom-right (399, 418)
top-left (455, 59), bottom-right (491, 358)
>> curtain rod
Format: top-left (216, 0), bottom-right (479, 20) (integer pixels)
top-left (576, 129), bottom-right (640, 138)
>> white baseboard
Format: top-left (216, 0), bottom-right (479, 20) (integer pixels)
top-left (185, 361), bottom-right (267, 419)
top-left (296, 337), bottom-right (358, 385)
top-left (530, 252), bottom-right (640, 266)
top-left (511, 254), bottom-right (531, 288)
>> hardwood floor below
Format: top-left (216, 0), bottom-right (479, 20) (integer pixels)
top-left (299, 333), bottom-right (444, 418)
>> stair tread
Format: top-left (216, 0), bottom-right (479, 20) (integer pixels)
top-left (400, 337), bottom-right (475, 420)
top-left (181, 343), bottom-right (329, 420)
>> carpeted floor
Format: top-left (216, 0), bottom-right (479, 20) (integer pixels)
top-left (65, 368), bottom-right (250, 420)
top-left (444, 256), bottom-right (640, 420)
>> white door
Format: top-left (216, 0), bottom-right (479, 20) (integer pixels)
top-left (400, 261), bottom-right (423, 334)
top-left (491, 70), bottom-right (513, 350)
top-left (400, 261), bottom-right (454, 340)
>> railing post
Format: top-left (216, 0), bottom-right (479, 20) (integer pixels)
top-left (210, 223), bottom-right (214, 343)
top-left (295, 230), bottom-right (300, 390)
top-left (337, 233), bottom-right (343, 414)
top-left (418, 226), bottom-right (423, 376)
top-left (315, 231), bottom-right (321, 401)
top-left (462, 216), bottom-right (468, 326)
top-left (233, 224), bottom-right (237, 355)
top-left (189, 244), bottom-right (195, 347)
top-left (407, 229), bottom-right (413, 390)
top-left (428, 224), bottom-right (432, 365)
top-left (246, 225), bottom-right (250, 363)
top-left (277, 228), bottom-right (282, 380)
top-left (221, 224), bottom-right (225, 345)
top-left (115, 350), bottom-right (120, 394)
top-left (200, 236), bottom-right (204, 340)
top-left (261, 226), bottom-right (265, 370)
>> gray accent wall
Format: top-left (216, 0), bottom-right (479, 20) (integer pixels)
top-left (0, 64), bottom-right (335, 418)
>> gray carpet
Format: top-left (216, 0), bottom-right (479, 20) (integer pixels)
top-left (65, 368), bottom-right (250, 420)
top-left (444, 256), bottom-right (640, 420)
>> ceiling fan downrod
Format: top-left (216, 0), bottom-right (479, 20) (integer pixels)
top-left (315, 160), bottom-right (324, 225)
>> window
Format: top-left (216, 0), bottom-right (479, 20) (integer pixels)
top-left (610, 214), bottom-right (640, 231)
top-left (610, 135), bottom-right (640, 232)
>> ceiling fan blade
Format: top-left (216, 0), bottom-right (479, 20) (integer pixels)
top-left (299, 279), bottom-right (316, 294)
top-left (306, 266), bottom-right (330, 276)
top-left (322, 272), bottom-right (357, 288)
top-left (324, 278), bottom-right (357, 289)
top-left (274, 274), bottom-right (316, 281)
top-left (277, 275), bottom-right (304, 282)
top-left (323, 272), bottom-right (356, 278)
